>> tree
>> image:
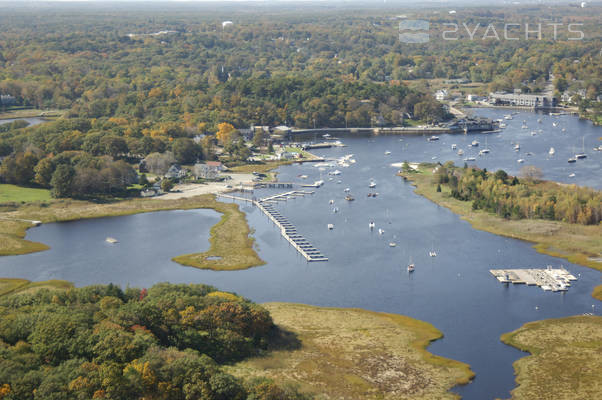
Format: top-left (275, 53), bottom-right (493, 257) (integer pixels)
top-left (172, 138), bottom-right (201, 164)
top-left (520, 165), bottom-right (543, 181)
top-left (34, 157), bottom-right (56, 187)
top-left (161, 179), bottom-right (174, 192)
top-left (50, 164), bottom-right (75, 198)
top-left (144, 152), bottom-right (175, 175)
top-left (216, 123), bottom-right (238, 145)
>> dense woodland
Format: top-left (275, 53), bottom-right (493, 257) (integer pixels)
top-left (0, 3), bottom-right (599, 198)
top-left (432, 163), bottom-right (602, 225)
top-left (0, 283), bottom-right (310, 400)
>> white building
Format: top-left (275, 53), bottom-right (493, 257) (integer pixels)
top-left (435, 89), bottom-right (449, 101)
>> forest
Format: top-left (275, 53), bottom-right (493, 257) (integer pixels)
top-left (0, 2), bottom-right (600, 198)
top-left (0, 283), bottom-right (310, 400)
top-left (432, 163), bottom-right (602, 225)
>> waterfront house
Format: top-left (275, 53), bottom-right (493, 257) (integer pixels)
top-left (165, 164), bottom-right (186, 179)
top-left (193, 161), bottom-right (224, 179)
top-left (489, 92), bottom-right (557, 108)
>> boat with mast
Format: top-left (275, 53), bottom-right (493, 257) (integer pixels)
top-left (575, 136), bottom-right (587, 159)
top-left (407, 257), bottom-right (415, 272)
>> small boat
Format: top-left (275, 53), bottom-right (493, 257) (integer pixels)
top-left (457, 149), bottom-right (464, 156)
top-left (333, 207), bottom-right (339, 213)
top-left (407, 257), bottom-right (415, 272)
top-left (549, 147), bottom-right (555, 155)
top-left (323, 133), bottom-right (331, 138)
top-left (499, 123), bottom-right (507, 128)
top-left (561, 128), bottom-right (566, 132)
top-left (389, 242), bottom-right (397, 247)
top-left (344, 187), bottom-right (351, 193)
top-left (568, 173), bottom-right (576, 178)
top-left (517, 159), bottom-right (524, 163)
top-left (429, 251), bottom-right (437, 257)
top-left (329, 170), bottom-right (341, 175)
top-left (300, 175), bottom-right (308, 179)
top-left (427, 135), bottom-right (440, 142)
top-left (345, 195), bottom-right (355, 201)
top-left (504, 114), bottom-right (512, 120)
top-left (327, 224), bottom-right (334, 230)
top-left (525, 152), bottom-right (533, 156)
top-left (384, 150), bottom-right (391, 155)
top-left (530, 131), bottom-right (537, 136)
top-left (575, 136), bottom-right (587, 159)
top-left (521, 120), bottom-right (528, 129)
top-left (514, 143), bottom-right (520, 151)
top-left (464, 157), bottom-right (476, 161)
top-left (537, 118), bottom-right (542, 123)
top-left (329, 199), bottom-right (334, 204)
top-left (552, 122), bottom-right (558, 127)
top-left (337, 180), bottom-right (342, 184)
top-left (106, 237), bottom-right (119, 244)
top-left (369, 181), bottom-right (376, 189)
top-left (567, 157), bottom-right (576, 163)
top-left (369, 221), bottom-right (375, 230)
top-left (471, 140), bottom-right (479, 147)
top-left (378, 228), bottom-right (385, 235)
top-left (451, 144), bottom-right (457, 150)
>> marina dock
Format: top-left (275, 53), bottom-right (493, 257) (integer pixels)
top-left (490, 267), bottom-right (577, 292)
top-left (218, 190), bottom-right (328, 262)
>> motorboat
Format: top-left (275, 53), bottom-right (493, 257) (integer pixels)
top-left (429, 251), bottom-right (437, 257)
top-left (389, 242), bottom-right (397, 247)
top-left (457, 149), bottom-right (464, 156)
top-left (504, 114), bottom-right (512, 120)
top-left (569, 173), bottom-right (576, 178)
top-left (549, 147), bottom-right (555, 155)
top-left (369, 181), bottom-right (376, 189)
top-left (464, 157), bottom-right (476, 161)
top-left (451, 144), bottom-right (457, 150)
top-left (427, 136), bottom-right (440, 142)
top-left (344, 187), bottom-right (351, 193)
top-left (106, 237), bottom-right (119, 244)
top-left (329, 199), bottom-right (334, 204)
top-left (471, 140), bottom-right (479, 147)
top-left (517, 159), bottom-right (525, 163)
top-left (499, 123), bottom-right (507, 128)
top-left (514, 143), bottom-right (520, 151)
top-left (378, 228), bottom-right (385, 235)
top-left (329, 170), bottom-right (341, 175)
top-left (567, 157), bottom-right (577, 163)
top-left (369, 221), bottom-right (375, 230)
top-left (345, 195), bottom-right (355, 201)
top-left (327, 224), bottom-right (334, 230)
top-left (384, 150), bottom-right (391, 155)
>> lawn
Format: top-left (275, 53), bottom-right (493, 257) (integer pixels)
top-left (227, 303), bottom-right (473, 399)
top-left (501, 315), bottom-right (602, 400)
top-left (0, 184), bottom-right (51, 203)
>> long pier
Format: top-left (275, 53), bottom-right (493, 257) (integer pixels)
top-left (217, 190), bottom-right (328, 262)
top-left (490, 267), bottom-right (577, 292)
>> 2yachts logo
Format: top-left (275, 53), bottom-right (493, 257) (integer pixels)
top-left (399, 20), bottom-right (585, 43)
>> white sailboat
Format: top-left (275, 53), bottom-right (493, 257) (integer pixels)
top-left (575, 136), bottom-right (587, 159)
top-left (548, 147), bottom-right (555, 156)
top-left (407, 257), bottom-right (415, 272)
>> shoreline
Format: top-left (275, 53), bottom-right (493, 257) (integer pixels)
top-left (0, 194), bottom-right (264, 271)
top-left (398, 165), bottom-right (601, 294)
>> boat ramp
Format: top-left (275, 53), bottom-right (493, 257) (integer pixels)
top-left (218, 191), bottom-right (328, 262)
top-left (490, 267), bottom-right (577, 292)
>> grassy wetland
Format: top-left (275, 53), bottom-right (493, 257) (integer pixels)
top-left (500, 315), bottom-right (602, 400)
top-left (0, 194), bottom-right (263, 271)
top-left (227, 303), bottom-right (474, 400)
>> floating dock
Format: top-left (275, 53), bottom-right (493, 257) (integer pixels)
top-left (490, 267), bottom-right (577, 292)
top-left (217, 190), bottom-right (328, 262)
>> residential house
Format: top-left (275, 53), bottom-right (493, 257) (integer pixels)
top-left (164, 164), bottom-right (186, 179)
top-left (193, 161), bottom-right (224, 179)
top-left (435, 89), bottom-right (449, 101)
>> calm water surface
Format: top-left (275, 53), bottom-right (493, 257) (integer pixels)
top-left (0, 117), bottom-right (47, 127)
top-left (0, 109), bottom-right (600, 400)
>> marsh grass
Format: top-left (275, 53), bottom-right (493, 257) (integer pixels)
top-left (227, 303), bottom-right (474, 399)
top-left (500, 316), bottom-right (602, 400)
